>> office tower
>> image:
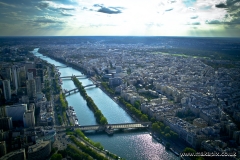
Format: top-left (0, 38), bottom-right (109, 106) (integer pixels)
top-left (27, 72), bottom-right (33, 80)
top-left (0, 141), bottom-right (7, 157)
top-left (12, 65), bottom-right (18, 92)
top-left (0, 117), bottom-right (13, 130)
top-left (36, 63), bottom-right (43, 69)
top-left (27, 79), bottom-right (36, 99)
top-left (28, 103), bottom-right (35, 112)
top-left (27, 69), bottom-right (36, 78)
top-left (0, 66), bottom-right (12, 82)
top-left (2, 80), bottom-right (11, 101)
top-left (23, 110), bottom-right (35, 128)
top-left (5, 104), bottom-right (27, 121)
top-left (17, 67), bottom-right (26, 87)
top-left (35, 77), bottom-right (42, 93)
top-left (0, 106), bottom-right (6, 118)
top-left (4, 67), bottom-right (12, 81)
top-left (36, 69), bottom-right (44, 83)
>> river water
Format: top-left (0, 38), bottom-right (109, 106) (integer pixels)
top-left (32, 48), bottom-right (178, 160)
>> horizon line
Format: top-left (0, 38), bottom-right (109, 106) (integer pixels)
top-left (0, 35), bottom-right (240, 38)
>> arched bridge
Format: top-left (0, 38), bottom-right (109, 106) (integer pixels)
top-left (64, 83), bottom-right (100, 96)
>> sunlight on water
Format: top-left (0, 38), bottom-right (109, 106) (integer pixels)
top-left (87, 132), bottom-right (178, 160)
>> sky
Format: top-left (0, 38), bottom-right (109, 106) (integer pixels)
top-left (0, 0), bottom-right (240, 37)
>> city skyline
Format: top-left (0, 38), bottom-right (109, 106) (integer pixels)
top-left (0, 0), bottom-right (240, 37)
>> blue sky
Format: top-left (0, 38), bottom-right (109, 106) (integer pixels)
top-left (0, 0), bottom-right (240, 37)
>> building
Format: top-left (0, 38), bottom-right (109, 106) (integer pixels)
top-left (28, 140), bottom-right (51, 160)
top-left (27, 72), bottom-right (34, 80)
top-left (193, 118), bottom-right (208, 128)
top-left (35, 77), bottom-right (42, 93)
top-left (27, 79), bottom-right (36, 99)
top-left (0, 67), bottom-right (12, 82)
top-left (5, 104), bottom-right (27, 121)
top-left (17, 67), bottom-right (26, 87)
top-left (0, 148), bottom-right (26, 160)
top-left (12, 66), bottom-right (18, 92)
top-left (23, 110), bottom-right (35, 128)
top-left (24, 62), bottom-right (35, 72)
top-left (27, 69), bottom-right (36, 78)
top-left (109, 77), bottom-right (122, 86)
top-left (0, 106), bottom-right (6, 118)
top-left (2, 80), bottom-right (11, 101)
top-left (0, 141), bottom-right (7, 157)
top-left (35, 63), bottom-right (43, 69)
top-left (116, 66), bottom-right (122, 73)
top-left (28, 103), bottom-right (35, 112)
top-left (36, 69), bottom-right (44, 83)
top-left (0, 130), bottom-right (9, 142)
top-left (0, 117), bottom-right (13, 130)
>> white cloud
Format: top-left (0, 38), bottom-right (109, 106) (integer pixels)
top-left (0, 2), bottom-right (15, 8)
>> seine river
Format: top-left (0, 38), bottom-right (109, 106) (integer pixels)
top-left (32, 48), bottom-right (178, 160)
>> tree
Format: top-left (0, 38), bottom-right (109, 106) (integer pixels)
top-left (183, 147), bottom-right (196, 154)
top-left (140, 114), bottom-right (149, 121)
top-left (126, 104), bottom-right (132, 109)
top-left (150, 117), bottom-right (156, 123)
top-left (152, 123), bottom-right (160, 132)
top-left (134, 101), bottom-right (141, 109)
top-left (95, 110), bottom-right (102, 119)
top-left (100, 117), bottom-right (108, 125)
top-left (164, 126), bottom-right (170, 133)
top-left (165, 133), bottom-right (171, 139)
top-left (183, 147), bottom-right (204, 160)
top-left (51, 153), bottom-right (62, 160)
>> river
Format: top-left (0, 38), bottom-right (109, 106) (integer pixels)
top-left (32, 48), bottom-right (178, 160)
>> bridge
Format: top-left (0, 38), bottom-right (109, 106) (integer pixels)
top-left (64, 83), bottom-right (100, 96)
top-left (60, 75), bottom-right (86, 79)
top-left (37, 56), bottom-right (47, 58)
top-left (56, 65), bottom-right (68, 68)
top-left (54, 122), bottom-right (151, 134)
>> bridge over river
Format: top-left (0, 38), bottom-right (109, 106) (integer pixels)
top-left (54, 122), bottom-right (151, 134)
top-left (60, 75), bottom-right (86, 79)
top-left (63, 82), bottom-right (100, 96)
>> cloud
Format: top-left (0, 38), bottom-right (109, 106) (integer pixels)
top-left (187, 22), bottom-right (201, 25)
top-left (205, 20), bottom-right (222, 24)
top-left (59, 7), bottom-right (75, 11)
top-left (61, 11), bottom-right (74, 16)
top-left (93, 4), bottom-right (122, 14)
top-left (0, 2), bottom-right (15, 8)
top-left (38, 2), bottom-right (49, 9)
top-left (33, 16), bottom-right (65, 24)
top-left (190, 15), bottom-right (198, 19)
top-left (38, 1), bottom-right (75, 11)
top-left (215, 3), bottom-right (227, 8)
top-left (215, 0), bottom-right (240, 25)
top-left (165, 8), bottom-right (173, 11)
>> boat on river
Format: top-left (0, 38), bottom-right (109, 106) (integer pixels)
top-left (105, 126), bottom-right (114, 135)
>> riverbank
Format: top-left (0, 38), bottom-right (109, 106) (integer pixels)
top-left (92, 78), bottom-right (186, 157)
